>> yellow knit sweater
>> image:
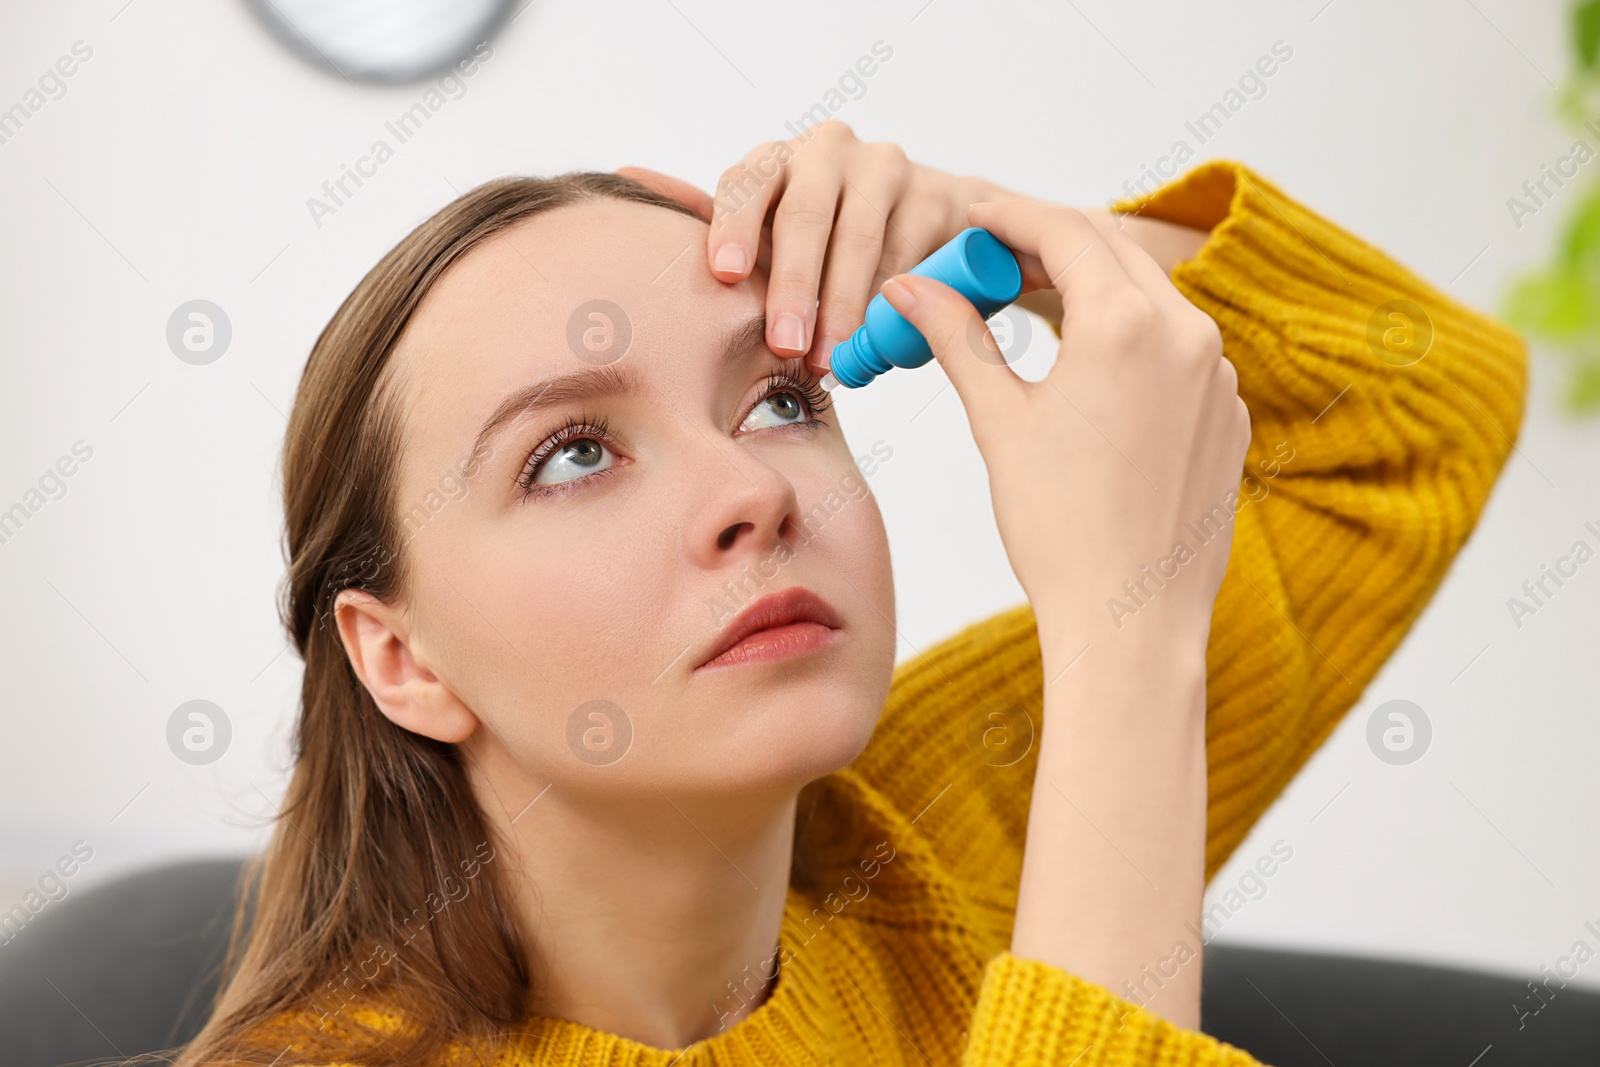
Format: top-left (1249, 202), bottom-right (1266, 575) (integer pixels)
top-left (264, 159), bottom-right (1528, 1065)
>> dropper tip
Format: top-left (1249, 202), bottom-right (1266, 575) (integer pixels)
top-left (819, 371), bottom-right (840, 392)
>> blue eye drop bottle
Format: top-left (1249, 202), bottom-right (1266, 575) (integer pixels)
top-left (820, 226), bottom-right (1023, 391)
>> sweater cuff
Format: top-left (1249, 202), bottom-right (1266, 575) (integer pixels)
top-left (1105, 157), bottom-right (1526, 463)
top-left (962, 952), bottom-right (1261, 1065)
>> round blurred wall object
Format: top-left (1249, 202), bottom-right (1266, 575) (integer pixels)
top-left (239, 0), bottom-right (516, 84)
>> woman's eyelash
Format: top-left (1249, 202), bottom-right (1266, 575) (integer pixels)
top-left (515, 413), bottom-right (614, 501)
top-left (762, 358), bottom-right (834, 421)
top-left (513, 360), bottom-right (833, 502)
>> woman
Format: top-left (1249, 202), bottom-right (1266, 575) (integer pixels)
top-left (166, 122), bottom-right (1526, 1066)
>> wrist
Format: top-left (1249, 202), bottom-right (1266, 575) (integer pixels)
top-left (1017, 632), bottom-right (1209, 1017)
top-left (1035, 605), bottom-right (1211, 675)
top-left (1039, 621), bottom-right (1207, 718)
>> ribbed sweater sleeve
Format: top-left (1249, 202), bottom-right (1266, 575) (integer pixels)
top-left (849, 158), bottom-right (1527, 1064)
top-left (1115, 159), bottom-right (1526, 874)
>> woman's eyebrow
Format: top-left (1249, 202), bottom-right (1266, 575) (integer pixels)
top-left (469, 312), bottom-right (770, 457)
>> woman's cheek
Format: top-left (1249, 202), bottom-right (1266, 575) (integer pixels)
top-left (503, 535), bottom-right (673, 684)
top-left (834, 489), bottom-right (892, 592)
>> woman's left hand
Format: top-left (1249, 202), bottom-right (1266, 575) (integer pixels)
top-left (618, 121), bottom-right (1017, 376)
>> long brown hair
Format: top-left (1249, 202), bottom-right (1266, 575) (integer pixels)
top-left (158, 172), bottom-right (709, 1067)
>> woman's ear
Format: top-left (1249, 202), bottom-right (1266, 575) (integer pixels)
top-left (615, 165), bottom-right (715, 222)
top-left (332, 589), bottom-right (481, 744)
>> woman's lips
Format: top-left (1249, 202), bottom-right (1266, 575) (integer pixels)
top-left (694, 586), bottom-right (842, 672)
top-left (695, 620), bottom-right (840, 671)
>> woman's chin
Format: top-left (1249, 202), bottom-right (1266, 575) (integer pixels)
top-left (659, 703), bottom-right (883, 797)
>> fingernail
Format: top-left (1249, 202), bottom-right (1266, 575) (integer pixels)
top-left (714, 244), bottom-right (748, 275)
top-left (881, 278), bottom-right (916, 313)
top-left (773, 312), bottom-right (807, 352)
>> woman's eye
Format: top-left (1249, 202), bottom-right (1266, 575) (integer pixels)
top-left (531, 436), bottom-right (614, 488)
top-left (517, 375), bottom-right (824, 502)
top-left (739, 388), bottom-right (809, 433)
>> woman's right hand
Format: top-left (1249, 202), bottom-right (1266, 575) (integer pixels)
top-left (878, 197), bottom-right (1247, 1028)
top-left (877, 198), bottom-right (1249, 653)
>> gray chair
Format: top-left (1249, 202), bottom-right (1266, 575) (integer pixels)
top-left (1, 857), bottom-right (1595, 1065)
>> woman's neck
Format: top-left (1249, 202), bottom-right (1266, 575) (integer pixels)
top-left (470, 742), bottom-right (801, 1049)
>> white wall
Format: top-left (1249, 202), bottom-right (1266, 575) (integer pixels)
top-left (2, 0), bottom-right (1596, 993)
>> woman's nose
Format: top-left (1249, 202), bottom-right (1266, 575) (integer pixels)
top-left (684, 444), bottom-right (802, 571)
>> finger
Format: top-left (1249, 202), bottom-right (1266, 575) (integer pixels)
top-left (707, 142), bottom-right (794, 282)
top-left (878, 272), bottom-right (1027, 439)
top-left (1078, 209), bottom-right (1193, 311)
top-left (806, 176), bottom-right (906, 376)
top-left (764, 164), bottom-right (846, 356)
top-left (615, 166), bottom-right (714, 222)
top-left (752, 225), bottom-right (773, 278)
top-left (966, 200), bottom-right (1137, 319)
top-left (870, 190), bottom-right (961, 295)
top-left (825, 210), bottom-right (947, 381)
top-left (1007, 246), bottom-right (1057, 295)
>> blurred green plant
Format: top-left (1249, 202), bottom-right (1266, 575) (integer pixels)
top-left (1502, 0), bottom-right (1600, 414)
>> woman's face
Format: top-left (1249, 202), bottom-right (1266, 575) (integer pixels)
top-left (374, 196), bottom-right (897, 799)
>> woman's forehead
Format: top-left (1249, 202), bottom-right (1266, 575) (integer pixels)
top-left (385, 196), bottom-right (767, 476)
top-left (404, 197), bottom-right (755, 366)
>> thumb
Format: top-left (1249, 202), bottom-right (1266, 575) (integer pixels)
top-left (879, 273), bottom-right (1026, 434)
